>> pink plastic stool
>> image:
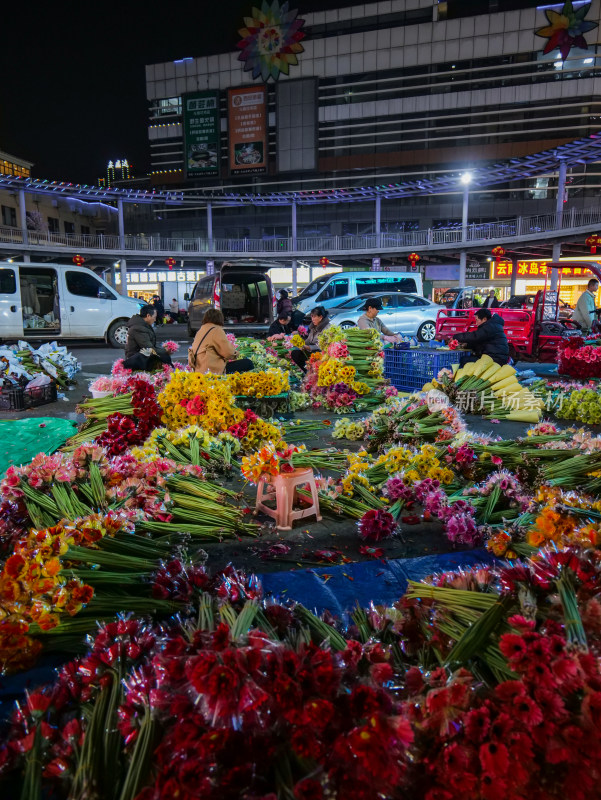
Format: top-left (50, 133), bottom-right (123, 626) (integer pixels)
top-left (256, 467), bottom-right (322, 531)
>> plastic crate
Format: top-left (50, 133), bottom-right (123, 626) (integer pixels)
top-left (24, 381), bottom-right (57, 409)
top-left (0, 385), bottom-right (25, 411)
top-left (384, 347), bottom-right (462, 392)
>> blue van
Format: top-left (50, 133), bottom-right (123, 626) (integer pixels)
top-left (294, 271), bottom-right (423, 315)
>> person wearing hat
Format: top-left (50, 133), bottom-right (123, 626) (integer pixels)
top-left (357, 297), bottom-right (402, 343)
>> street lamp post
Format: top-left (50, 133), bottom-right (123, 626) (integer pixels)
top-left (551, 159), bottom-right (568, 291)
top-left (459, 171), bottom-right (472, 286)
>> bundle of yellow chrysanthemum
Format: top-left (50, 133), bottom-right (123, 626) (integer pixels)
top-left (227, 367), bottom-right (289, 398)
top-left (158, 371), bottom-right (284, 449)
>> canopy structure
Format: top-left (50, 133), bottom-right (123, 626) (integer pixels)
top-left (3, 132), bottom-right (601, 207)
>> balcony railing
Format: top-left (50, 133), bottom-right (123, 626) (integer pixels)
top-left (2, 205), bottom-right (601, 258)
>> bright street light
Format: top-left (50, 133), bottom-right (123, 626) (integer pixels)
top-left (460, 171), bottom-right (473, 185)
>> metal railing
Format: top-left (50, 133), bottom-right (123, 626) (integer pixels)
top-left (2, 204), bottom-right (601, 258)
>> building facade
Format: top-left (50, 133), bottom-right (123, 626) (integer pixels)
top-left (135, 0), bottom-right (601, 244)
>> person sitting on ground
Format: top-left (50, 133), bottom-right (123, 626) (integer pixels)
top-left (573, 278), bottom-right (600, 333)
top-left (169, 298), bottom-right (179, 318)
top-left (268, 311), bottom-right (292, 337)
top-left (189, 308), bottom-right (254, 375)
top-left (123, 305), bottom-right (173, 371)
top-left (357, 297), bottom-right (402, 344)
top-left (450, 307), bottom-right (509, 367)
top-left (277, 289), bottom-right (293, 318)
top-left (290, 306), bottom-right (330, 373)
top-left (482, 289), bottom-right (500, 309)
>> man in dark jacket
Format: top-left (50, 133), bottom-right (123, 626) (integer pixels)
top-left (453, 308), bottom-right (509, 367)
top-left (152, 295), bottom-right (165, 326)
top-left (482, 290), bottom-right (500, 309)
top-left (123, 305), bottom-right (172, 370)
top-left (268, 312), bottom-right (292, 337)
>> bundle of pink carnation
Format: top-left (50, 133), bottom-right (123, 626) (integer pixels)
top-left (163, 340), bottom-right (180, 354)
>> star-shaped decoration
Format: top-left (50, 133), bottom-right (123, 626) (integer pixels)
top-left (536, 1), bottom-right (598, 60)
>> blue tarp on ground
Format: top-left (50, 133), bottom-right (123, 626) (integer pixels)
top-left (261, 548), bottom-right (497, 617)
top-left (0, 549), bottom-right (497, 721)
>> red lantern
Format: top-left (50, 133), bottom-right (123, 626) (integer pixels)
top-left (408, 252), bottom-right (420, 269)
top-left (586, 234), bottom-right (601, 254)
top-left (72, 254), bottom-right (85, 266)
top-left (165, 257), bottom-right (176, 270)
top-left (491, 246), bottom-right (506, 266)
top-left (319, 256), bottom-right (329, 267)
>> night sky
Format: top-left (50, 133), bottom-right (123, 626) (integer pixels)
top-left (0, 0), bottom-right (366, 185)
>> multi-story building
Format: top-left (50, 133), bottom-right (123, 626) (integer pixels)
top-left (0, 149), bottom-right (32, 180)
top-left (133, 0), bottom-right (601, 247)
top-left (99, 159), bottom-right (134, 188)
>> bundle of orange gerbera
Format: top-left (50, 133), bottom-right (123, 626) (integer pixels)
top-left (0, 511), bottom-right (184, 674)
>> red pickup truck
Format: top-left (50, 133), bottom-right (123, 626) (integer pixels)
top-left (435, 262), bottom-right (597, 362)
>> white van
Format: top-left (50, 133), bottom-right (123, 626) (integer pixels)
top-left (0, 262), bottom-right (142, 348)
top-left (294, 271), bottom-right (423, 314)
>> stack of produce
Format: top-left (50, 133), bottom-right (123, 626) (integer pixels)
top-left (303, 326), bottom-right (391, 411)
top-left (0, 341), bottom-right (81, 388)
top-left (425, 355), bottom-right (543, 422)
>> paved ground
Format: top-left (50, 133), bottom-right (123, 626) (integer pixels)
top-left (0, 326), bottom-right (562, 573)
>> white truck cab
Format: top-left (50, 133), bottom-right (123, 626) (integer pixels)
top-left (0, 262), bottom-right (142, 347)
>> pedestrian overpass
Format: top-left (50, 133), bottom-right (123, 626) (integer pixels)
top-left (1, 204), bottom-right (601, 262)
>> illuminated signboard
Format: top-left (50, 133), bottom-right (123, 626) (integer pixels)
top-left (492, 260), bottom-right (594, 279)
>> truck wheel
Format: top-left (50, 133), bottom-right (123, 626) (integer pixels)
top-left (187, 321), bottom-right (195, 338)
top-left (108, 319), bottom-right (129, 349)
top-left (339, 321), bottom-right (356, 330)
top-left (417, 321), bottom-right (436, 342)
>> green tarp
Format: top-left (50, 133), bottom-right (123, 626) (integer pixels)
top-left (0, 417), bottom-right (77, 477)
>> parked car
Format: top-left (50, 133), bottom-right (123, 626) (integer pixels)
top-left (0, 262), bottom-right (142, 347)
top-left (294, 270), bottom-right (423, 315)
top-left (327, 292), bottom-right (443, 341)
top-left (186, 260), bottom-right (276, 337)
top-left (500, 294), bottom-right (573, 319)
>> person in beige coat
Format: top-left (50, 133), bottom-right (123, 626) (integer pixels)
top-left (188, 308), bottom-right (254, 374)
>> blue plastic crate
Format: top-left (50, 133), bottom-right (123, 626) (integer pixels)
top-left (384, 347), bottom-right (462, 392)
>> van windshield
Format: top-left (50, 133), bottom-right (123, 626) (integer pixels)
top-left (296, 275), bottom-right (331, 299)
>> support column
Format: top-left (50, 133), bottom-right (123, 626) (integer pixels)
top-left (510, 256), bottom-right (518, 298)
top-left (375, 195), bottom-right (381, 247)
top-left (120, 259), bottom-right (128, 297)
top-left (18, 190), bottom-right (29, 247)
top-left (291, 201), bottom-right (297, 249)
top-left (459, 252), bottom-right (467, 286)
top-left (551, 160), bottom-right (568, 290)
top-left (292, 258), bottom-right (298, 296)
top-left (110, 263), bottom-right (116, 289)
top-left (117, 198), bottom-right (128, 296)
top-left (460, 183), bottom-right (470, 286)
top-left (206, 202), bottom-right (213, 249)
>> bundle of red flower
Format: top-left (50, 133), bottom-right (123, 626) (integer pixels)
top-left (94, 378), bottom-right (161, 456)
top-left (557, 336), bottom-right (601, 379)
top-left (4, 546), bottom-right (601, 797)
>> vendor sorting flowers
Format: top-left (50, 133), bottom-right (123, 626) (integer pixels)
top-left (357, 297), bottom-right (402, 344)
top-left (188, 309), bottom-right (254, 375)
top-left (290, 305), bottom-right (330, 373)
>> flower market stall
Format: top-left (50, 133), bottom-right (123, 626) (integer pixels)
top-left (4, 329), bottom-right (601, 797)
